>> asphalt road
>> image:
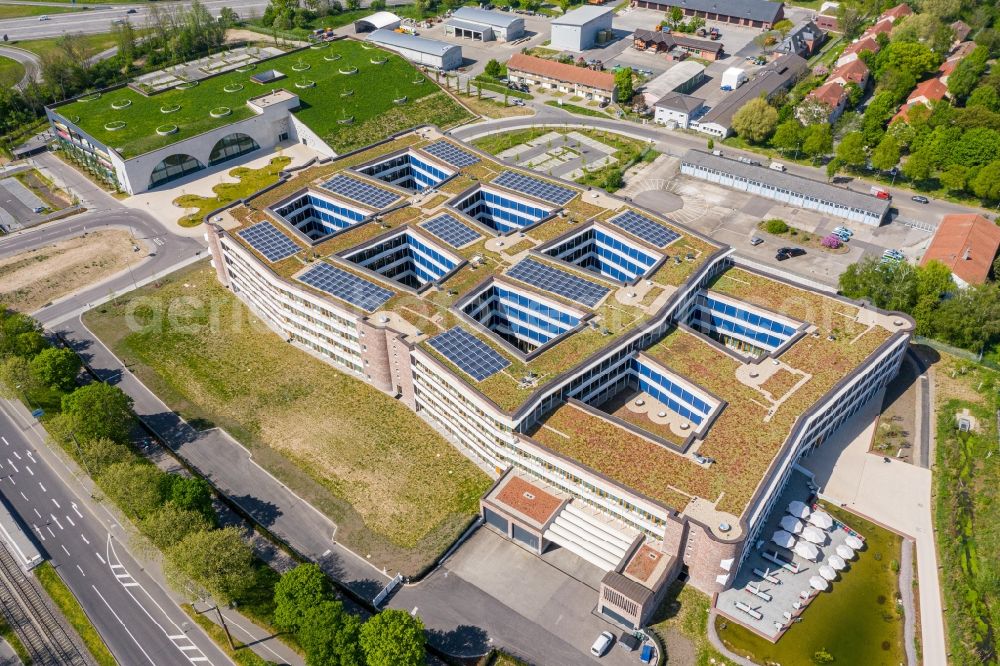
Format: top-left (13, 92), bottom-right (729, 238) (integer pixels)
top-left (0, 45), bottom-right (40, 88)
top-left (0, 400), bottom-right (232, 666)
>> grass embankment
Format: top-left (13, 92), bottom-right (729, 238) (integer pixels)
top-left (472, 76), bottom-right (533, 100)
top-left (34, 563), bottom-right (117, 666)
top-left (181, 604), bottom-right (276, 666)
top-left (11, 34), bottom-right (118, 59)
top-left (649, 583), bottom-right (735, 666)
top-left (715, 503), bottom-right (905, 666)
top-left (247, 3), bottom-right (435, 39)
top-left (932, 354), bottom-right (1000, 665)
top-left (174, 156), bottom-right (290, 227)
top-left (0, 615), bottom-right (31, 664)
top-left (544, 100), bottom-right (609, 118)
top-left (82, 262), bottom-right (491, 573)
top-left (57, 39), bottom-right (470, 158)
top-left (0, 56), bottom-right (26, 88)
top-left (13, 168), bottom-right (73, 211)
top-left (0, 5), bottom-right (79, 19)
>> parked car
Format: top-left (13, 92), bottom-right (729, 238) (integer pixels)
top-left (38, 15), bottom-right (49, 20)
top-left (769, 162), bottom-right (786, 172)
top-left (591, 631), bottom-right (614, 657)
top-left (911, 195), bottom-right (929, 204)
top-left (511, 99), bottom-right (525, 106)
top-left (832, 230), bottom-right (851, 242)
top-left (127, 8), bottom-right (138, 13)
top-left (712, 149), bottom-right (723, 156)
top-left (832, 226), bottom-right (853, 238)
top-left (749, 236), bottom-right (764, 246)
top-left (883, 249), bottom-right (904, 261)
top-left (776, 247), bottom-right (806, 261)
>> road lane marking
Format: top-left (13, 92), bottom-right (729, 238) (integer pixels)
top-left (51, 498), bottom-right (60, 509)
top-left (61, 544), bottom-right (70, 556)
top-left (72, 503), bottom-right (82, 518)
top-left (46, 527), bottom-right (54, 538)
top-left (38, 482), bottom-right (45, 492)
top-left (33, 508), bottom-right (40, 518)
top-left (32, 524), bottom-right (44, 541)
top-left (19, 492), bottom-right (27, 502)
top-left (95, 552), bottom-right (106, 564)
top-left (6, 459), bottom-right (17, 473)
top-left (11, 451), bottom-right (20, 460)
top-left (51, 515), bottom-right (63, 530)
top-left (25, 451), bottom-right (34, 463)
top-left (7, 476), bottom-right (13, 486)
top-left (65, 515), bottom-right (75, 527)
top-left (1, 436), bottom-right (7, 446)
top-left (76, 564), bottom-right (86, 577)
top-left (25, 466), bottom-right (32, 476)
top-left (90, 585), bottom-right (157, 666)
top-left (81, 534), bottom-right (89, 545)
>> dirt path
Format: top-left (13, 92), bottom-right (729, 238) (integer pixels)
top-left (0, 228), bottom-right (139, 313)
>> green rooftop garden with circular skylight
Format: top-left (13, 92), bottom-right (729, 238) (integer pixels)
top-left (56, 39), bottom-right (467, 159)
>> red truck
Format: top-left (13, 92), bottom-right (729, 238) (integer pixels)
top-left (870, 185), bottom-right (891, 200)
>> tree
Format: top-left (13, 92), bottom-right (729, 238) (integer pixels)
top-left (29, 347), bottom-right (81, 392)
top-left (971, 160), bottom-right (1000, 200)
top-left (874, 41), bottom-right (940, 81)
top-left (932, 283), bottom-right (1000, 352)
top-left (0, 310), bottom-right (46, 360)
top-left (890, 14), bottom-right (953, 54)
top-left (861, 91), bottom-right (897, 145)
top-left (921, 0), bottom-right (961, 20)
top-left (275, 564), bottom-right (333, 631)
top-left (871, 134), bottom-right (900, 172)
top-left (773, 19), bottom-right (793, 36)
top-left (802, 124), bottom-right (833, 158)
top-left (483, 59), bottom-right (503, 79)
top-left (796, 98), bottom-right (833, 126)
top-left (218, 7), bottom-right (240, 27)
top-left (826, 157), bottom-right (841, 180)
top-left (164, 475), bottom-right (216, 524)
top-left (140, 503), bottom-right (211, 550)
top-left (844, 81), bottom-right (864, 107)
top-left (79, 438), bottom-right (129, 476)
top-left (968, 86), bottom-right (1000, 112)
top-left (298, 600), bottom-right (363, 666)
top-left (614, 68), bottom-right (633, 103)
top-left (61, 382), bottom-right (134, 444)
top-left (771, 119), bottom-right (804, 155)
top-left (938, 163), bottom-right (969, 191)
top-left (0, 356), bottom-right (36, 399)
top-left (836, 131), bottom-right (867, 168)
top-left (836, 5), bottom-right (864, 38)
top-left (902, 148), bottom-right (934, 182)
top-left (667, 6), bottom-right (683, 27)
top-left (345, 0), bottom-right (361, 9)
top-left (166, 527), bottom-right (254, 604)
top-left (948, 46), bottom-right (989, 103)
top-left (98, 462), bottom-right (166, 520)
top-left (359, 609), bottom-right (426, 666)
top-left (731, 97), bottom-right (778, 144)
top-left (839, 257), bottom-right (918, 313)
top-left (604, 167), bottom-right (623, 191)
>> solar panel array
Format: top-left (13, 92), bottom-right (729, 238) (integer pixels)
top-left (237, 221), bottom-right (301, 262)
top-left (320, 174), bottom-right (400, 209)
top-left (493, 171), bottom-right (576, 206)
top-left (421, 140), bottom-right (480, 168)
top-left (297, 262), bottom-right (394, 312)
top-left (507, 258), bottom-right (609, 308)
top-left (420, 213), bottom-right (483, 248)
top-left (607, 210), bottom-right (681, 248)
top-left (427, 326), bottom-right (510, 381)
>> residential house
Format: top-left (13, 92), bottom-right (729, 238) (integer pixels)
top-left (653, 92), bottom-right (706, 128)
top-left (878, 3), bottom-right (912, 23)
top-left (775, 20), bottom-right (826, 58)
top-left (506, 53), bottom-right (617, 103)
top-left (950, 20), bottom-right (971, 43)
top-left (827, 59), bottom-right (869, 88)
top-left (835, 36), bottom-right (880, 68)
top-left (920, 214), bottom-right (1000, 287)
top-left (816, 1), bottom-right (840, 32)
top-left (632, 29), bottom-right (725, 61)
top-left (797, 81), bottom-right (848, 124)
top-left (891, 77), bottom-right (948, 123)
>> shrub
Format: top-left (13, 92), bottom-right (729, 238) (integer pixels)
top-left (821, 234), bottom-right (843, 249)
top-left (765, 219), bottom-right (789, 234)
top-left (812, 648), bottom-right (835, 664)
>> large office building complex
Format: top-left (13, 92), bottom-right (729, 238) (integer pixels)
top-left (206, 127), bottom-right (912, 630)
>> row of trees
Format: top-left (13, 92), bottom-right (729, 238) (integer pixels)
top-left (839, 258), bottom-right (1000, 354)
top-left (275, 564), bottom-right (427, 666)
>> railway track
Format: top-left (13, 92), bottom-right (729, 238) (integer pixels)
top-left (0, 543), bottom-right (91, 666)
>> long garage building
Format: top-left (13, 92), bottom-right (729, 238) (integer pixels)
top-left (367, 29), bottom-right (463, 70)
top-left (445, 7), bottom-right (525, 42)
top-left (630, 0), bottom-right (784, 29)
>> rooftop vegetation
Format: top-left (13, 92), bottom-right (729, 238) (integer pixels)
top-left (56, 39), bottom-right (469, 159)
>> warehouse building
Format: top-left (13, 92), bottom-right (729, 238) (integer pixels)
top-left (208, 128), bottom-right (913, 632)
top-left (366, 29), bottom-right (463, 70)
top-left (507, 53), bottom-right (617, 102)
top-left (444, 7), bottom-right (525, 42)
top-left (629, 0), bottom-right (784, 29)
top-left (639, 60), bottom-right (706, 107)
top-left (632, 29), bottom-right (725, 61)
top-left (353, 11), bottom-right (402, 33)
top-left (694, 54), bottom-right (806, 137)
top-left (551, 5), bottom-right (615, 52)
top-left (680, 149), bottom-right (891, 226)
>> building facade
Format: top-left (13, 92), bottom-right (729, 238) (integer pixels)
top-left (550, 5), bottom-right (615, 51)
top-left (630, 0), bottom-right (784, 29)
top-left (445, 7), bottom-right (525, 41)
top-left (366, 29), bottom-right (463, 70)
top-left (507, 53), bottom-right (617, 102)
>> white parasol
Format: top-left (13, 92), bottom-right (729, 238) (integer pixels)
top-left (808, 510), bottom-right (834, 530)
top-left (845, 535), bottom-right (864, 550)
top-left (828, 554), bottom-right (847, 570)
top-left (809, 575), bottom-right (829, 591)
top-left (780, 515), bottom-right (804, 534)
top-left (771, 530), bottom-right (796, 549)
top-left (819, 565), bottom-right (837, 581)
top-left (794, 540), bottom-right (820, 561)
top-left (787, 500), bottom-right (811, 519)
top-left (801, 526), bottom-right (827, 544)
top-left (836, 544), bottom-right (856, 560)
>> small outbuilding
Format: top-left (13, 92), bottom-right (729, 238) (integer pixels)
top-left (354, 11), bottom-right (402, 33)
top-left (551, 5), bottom-right (615, 52)
top-left (366, 29), bottom-right (463, 71)
top-left (445, 7), bottom-right (525, 42)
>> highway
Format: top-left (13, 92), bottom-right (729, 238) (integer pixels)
top-left (0, 399), bottom-right (233, 666)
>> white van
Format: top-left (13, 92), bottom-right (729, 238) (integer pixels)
top-left (769, 162), bottom-right (786, 172)
top-left (590, 631), bottom-right (614, 657)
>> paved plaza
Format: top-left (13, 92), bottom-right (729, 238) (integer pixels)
top-left (496, 131), bottom-right (619, 180)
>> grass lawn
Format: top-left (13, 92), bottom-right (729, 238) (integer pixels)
top-left (56, 39), bottom-right (470, 158)
top-left (11, 33), bottom-right (118, 59)
top-left (0, 56), bottom-right (25, 89)
top-left (174, 156), bottom-right (290, 227)
top-left (35, 563), bottom-right (117, 666)
top-left (544, 100), bottom-right (609, 118)
top-left (715, 503), bottom-right (905, 666)
top-left (0, 615), bottom-right (30, 664)
top-left (649, 583), bottom-right (736, 666)
top-left (182, 604), bottom-right (275, 666)
top-left (0, 4), bottom-right (79, 18)
top-left (756, 219), bottom-right (850, 254)
top-left (247, 3), bottom-right (437, 39)
top-left (82, 262), bottom-right (491, 573)
top-left (931, 353), bottom-right (1000, 665)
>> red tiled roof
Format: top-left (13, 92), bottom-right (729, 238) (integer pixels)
top-left (921, 214), bottom-right (1000, 285)
top-left (880, 3), bottom-right (913, 21)
top-left (842, 36), bottom-right (880, 57)
top-left (829, 59), bottom-right (869, 84)
top-left (939, 59), bottom-right (958, 77)
top-left (948, 41), bottom-right (976, 61)
top-left (951, 20), bottom-right (971, 42)
top-left (908, 77), bottom-right (948, 103)
top-left (507, 53), bottom-right (616, 92)
top-left (624, 543), bottom-right (664, 584)
top-left (807, 81), bottom-right (847, 107)
top-left (863, 20), bottom-right (894, 38)
top-left (494, 475), bottom-right (563, 524)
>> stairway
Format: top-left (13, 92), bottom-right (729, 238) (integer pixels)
top-left (543, 502), bottom-right (636, 571)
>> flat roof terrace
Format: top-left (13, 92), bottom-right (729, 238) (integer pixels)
top-left (527, 268), bottom-right (904, 530)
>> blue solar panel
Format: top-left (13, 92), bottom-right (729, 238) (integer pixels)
top-left (492, 171), bottom-right (576, 206)
top-left (237, 221), bottom-right (301, 262)
top-left (427, 326), bottom-right (510, 381)
top-left (420, 213), bottom-right (482, 248)
top-left (421, 140), bottom-right (480, 168)
top-left (297, 262), bottom-right (394, 312)
top-left (607, 210), bottom-right (681, 248)
top-left (506, 258), bottom-right (609, 308)
top-left (320, 174), bottom-right (401, 209)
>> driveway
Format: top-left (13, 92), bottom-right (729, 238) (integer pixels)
top-left (798, 389), bottom-right (946, 666)
top-left (0, 45), bottom-right (40, 89)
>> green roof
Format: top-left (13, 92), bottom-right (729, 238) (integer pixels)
top-left (54, 40), bottom-right (461, 159)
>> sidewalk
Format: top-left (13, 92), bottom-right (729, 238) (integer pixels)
top-left (799, 389), bottom-right (946, 666)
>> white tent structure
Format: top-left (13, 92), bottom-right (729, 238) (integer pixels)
top-left (780, 515), bottom-right (804, 534)
top-left (794, 541), bottom-right (820, 561)
top-left (836, 544), bottom-right (856, 560)
top-left (819, 565), bottom-right (838, 581)
top-left (828, 554), bottom-right (847, 570)
top-left (787, 500), bottom-right (811, 519)
top-left (809, 510), bottom-right (834, 529)
top-left (801, 526), bottom-right (827, 544)
top-left (772, 530), bottom-right (796, 549)
top-left (845, 535), bottom-right (864, 550)
top-left (809, 575), bottom-right (829, 591)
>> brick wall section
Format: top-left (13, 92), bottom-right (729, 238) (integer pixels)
top-left (206, 227), bottom-right (231, 287)
top-left (683, 521), bottom-right (742, 595)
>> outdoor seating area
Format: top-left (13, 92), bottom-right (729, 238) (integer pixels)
top-left (132, 46), bottom-right (284, 93)
top-left (717, 472), bottom-right (868, 640)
